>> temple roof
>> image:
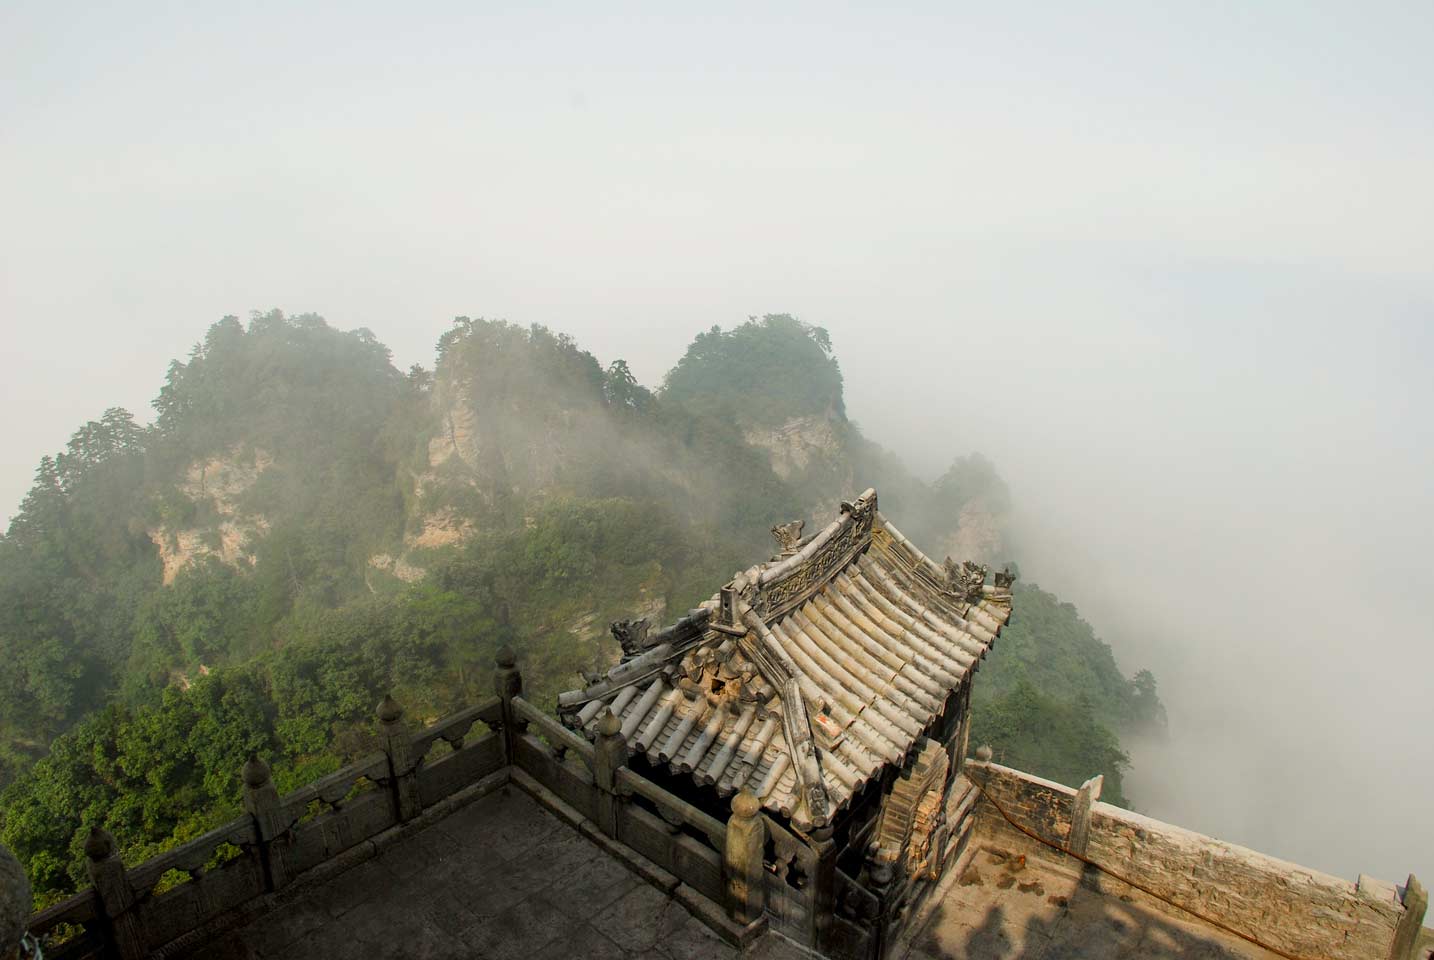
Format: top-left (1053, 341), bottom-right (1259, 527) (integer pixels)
top-left (557, 489), bottom-right (1013, 832)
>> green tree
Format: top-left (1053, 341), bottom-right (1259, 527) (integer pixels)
top-left (662, 315), bottom-right (845, 424)
top-left (0, 309), bottom-right (1165, 899)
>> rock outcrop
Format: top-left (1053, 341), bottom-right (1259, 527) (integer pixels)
top-left (743, 414), bottom-right (844, 482)
top-left (148, 449), bottom-right (273, 585)
top-left (938, 497), bottom-right (1008, 567)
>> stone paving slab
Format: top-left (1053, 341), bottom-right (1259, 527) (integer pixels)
top-left (201, 784), bottom-right (810, 960)
top-left (899, 847), bottom-right (1280, 960)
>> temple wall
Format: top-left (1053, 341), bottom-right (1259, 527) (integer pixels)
top-left (967, 760), bottom-right (1415, 960)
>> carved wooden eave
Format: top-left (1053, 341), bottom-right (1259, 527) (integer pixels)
top-left (556, 488), bottom-right (1014, 833)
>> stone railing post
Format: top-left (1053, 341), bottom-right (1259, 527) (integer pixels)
top-left (723, 791), bottom-right (767, 924)
top-left (242, 754), bottom-right (290, 892)
top-left (591, 709), bottom-right (628, 838)
top-left (1391, 874), bottom-right (1427, 960)
top-left (809, 823), bottom-right (839, 950)
top-left (1, 840), bottom-right (32, 960)
top-left (952, 683), bottom-right (974, 774)
top-left (493, 645), bottom-right (525, 763)
top-left (84, 827), bottom-right (144, 960)
top-left (863, 843), bottom-right (901, 957)
top-left (377, 695), bottom-right (423, 823)
top-left (1069, 774), bottom-right (1103, 857)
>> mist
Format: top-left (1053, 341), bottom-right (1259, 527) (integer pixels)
top-left (842, 265), bottom-right (1434, 887)
top-left (3, 1), bottom-right (1430, 888)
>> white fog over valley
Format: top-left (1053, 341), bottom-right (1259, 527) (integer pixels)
top-left (3, 1), bottom-right (1431, 892)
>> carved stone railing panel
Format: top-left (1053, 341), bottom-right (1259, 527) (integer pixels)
top-left (614, 767), bottom-right (725, 853)
top-left (677, 836), bottom-right (726, 904)
top-left (140, 853), bottom-right (265, 951)
top-left (27, 889), bottom-right (103, 960)
top-left (278, 752), bottom-right (391, 829)
top-left (285, 789), bottom-right (395, 877)
top-left (513, 730), bottom-right (601, 824)
top-left (513, 697), bottom-right (595, 769)
top-left (760, 814), bottom-right (819, 942)
top-left (764, 815), bottom-right (816, 890)
top-left (416, 730), bottom-right (504, 807)
top-left (409, 698), bottom-right (501, 762)
top-left (127, 817), bottom-right (257, 896)
top-left (620, 802), bottom-right (725, 901)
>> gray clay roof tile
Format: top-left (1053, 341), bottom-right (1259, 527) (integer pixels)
top-left (556, 489), bottom-right (1012, 831)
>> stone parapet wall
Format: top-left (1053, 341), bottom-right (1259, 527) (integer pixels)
top-left (968, 762), bottom-right (1075, 850)
top-left (967, 761), bottom-right (1418, 960)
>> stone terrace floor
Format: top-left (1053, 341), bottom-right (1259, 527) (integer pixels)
top-left (199, 784), bottom-right (806, 960)
top-left (897, 846), bottom-right (1278, 960)
top-left (193, 784), bottom-right (1287, 960)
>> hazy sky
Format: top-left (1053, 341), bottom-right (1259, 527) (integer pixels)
top-left (3, 3), bottom-right (1431, 885)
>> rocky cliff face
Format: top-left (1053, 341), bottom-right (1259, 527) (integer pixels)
top-left (740, 412), bottom-right (1011, 566)
top-left (424, 382), bottom-right (603, 498)
top-left (138, 331), bottom-right (1009, 606)
top-left (741, 411), bottom-right (856, 522)
top-left (148, 449), bottom-right (272, 585)
top-left (743, 414), bottom-right (844, 482)
top-left (366, 552), bottom-right (426, 584)
top-left (937, 498), bottom-right (1008, 567)
top-left (428, 400), bottom-right (483, 471)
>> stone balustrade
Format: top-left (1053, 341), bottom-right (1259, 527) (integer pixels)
top-left (504, 683), bottom-right (773, 943)
top-left (15, 649), bottom-right (781, 959)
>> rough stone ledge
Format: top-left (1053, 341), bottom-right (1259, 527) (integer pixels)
top-left (157, 766), bottom-right (512, 958)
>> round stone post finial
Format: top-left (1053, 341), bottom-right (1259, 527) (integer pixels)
top-left (82, 826), bottom-right (143, 958)
top-left (84, 826), bottom-right (116, 862)
top-left (975, 744), bottom-right (993, 763)
top-left (242, 753), bottom-right (271, 790)
top-left (591, 707), bottom-right (628, 801)
top-left (723, 789), bottom-right (767, 924)
top-left (869, 844), bottom-right (899, 889)
top-left (494, 646), bottom-right (522, 706)
top-left (377, 694), bottom-right (402, 725)
top-left (732, 789), bottom-right (761, 820)
top-left (595, 707), bottom-right (622, 738)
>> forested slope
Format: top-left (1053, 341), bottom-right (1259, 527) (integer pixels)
top-left (0, 311), bottom-right (1163, 903)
